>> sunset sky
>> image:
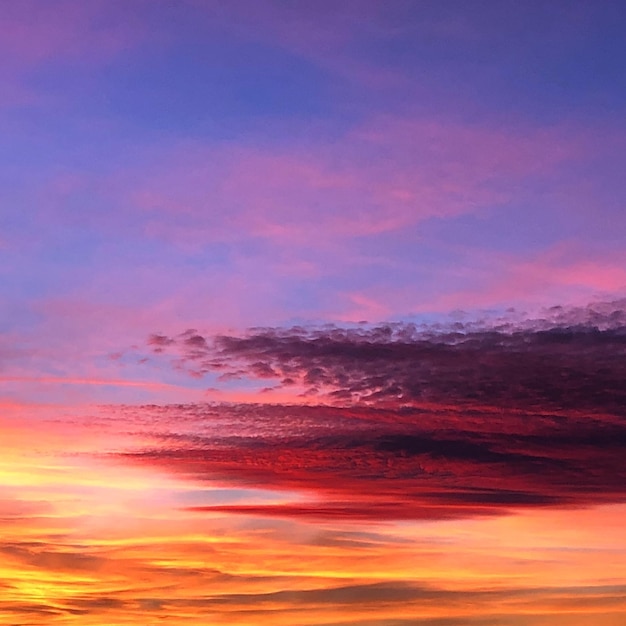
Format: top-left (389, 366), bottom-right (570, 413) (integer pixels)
top-left (2, 1), bottom-right (626, 624)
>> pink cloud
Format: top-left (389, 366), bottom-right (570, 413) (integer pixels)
top-left (111, 115), bottom-right (585, 254)
top-left (0, 248), bottom-right (308, 404)
top-left (0, 375), bottom-right (180, 391)
top-left (189, 0), bottom-right (410, 89)
top-left (24, 113), bottom-right (618, 347)
top-left (0, 0), bottom-right (147, 111)
top-left (334, 292), bottom-right (393, 323)
top-left (319, 242), bottom-right (626, 321)
top-left (0, 1), bottom-right (144, 66)
top-left (422, 245), bottom-right (626, 313)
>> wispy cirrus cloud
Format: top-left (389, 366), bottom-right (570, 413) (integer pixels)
top-left (117, 116), bottom-right (585, 249)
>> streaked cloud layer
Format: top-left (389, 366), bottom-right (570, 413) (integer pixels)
top-left (1, 1), bottom-right (625, 624)
top-left (11, 305), bottom-right (620, 622)
top-left (136, 301), bottom-right (626, 522)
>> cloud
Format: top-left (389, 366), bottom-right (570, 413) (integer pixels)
top-left (149, 298), bottom-right (626, 412)
top-left (119, 117), bottom-right (583, 250)
top-left (134, 300), bottom-right (626, 521)
top-left (121, 404), bottom-right (626, 521)
top-left (0, 0), bottom-right (147, 112)
top-left (0, 542), bottom-right (106, 574)
top-left (50, 581), bottom-right (626, 624)
top-left (0, 1), bottom-right (141, 65)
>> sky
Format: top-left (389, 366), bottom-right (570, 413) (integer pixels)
top-left (1, 1), bottom-right (626, 624)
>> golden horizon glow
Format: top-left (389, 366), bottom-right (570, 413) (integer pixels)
top-left (1, 403), bottom-right (625, 625)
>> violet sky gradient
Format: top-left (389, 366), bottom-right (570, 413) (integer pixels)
top-left (2, 2), bottom-right (626, 625)
top-left (1, 0), bottom-right (626, 403)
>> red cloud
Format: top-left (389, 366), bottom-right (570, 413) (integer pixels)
top-left (133, 300), bottom-right (626, 521)
top-left (119, 400), bottom-right (626, 522)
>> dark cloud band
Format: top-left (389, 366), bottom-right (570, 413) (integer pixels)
top-left (138, 300), bottom-right (626, 521)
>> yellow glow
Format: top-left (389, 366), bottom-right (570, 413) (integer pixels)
top-left (0, 405), bottom-right (624, 625)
